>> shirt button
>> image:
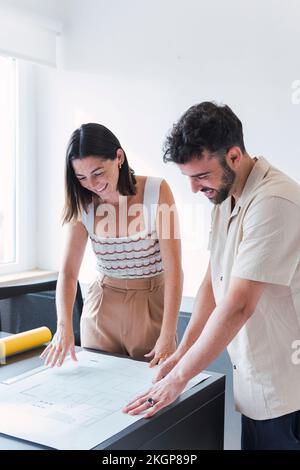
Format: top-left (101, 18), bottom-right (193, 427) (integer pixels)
top-left (233, 365), bottom-right (237, 370)
top-left (220, 276), bottom-right (223, 281)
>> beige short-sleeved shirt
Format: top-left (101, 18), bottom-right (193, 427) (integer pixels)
top-left (209, 157), bottom-right (300, 420)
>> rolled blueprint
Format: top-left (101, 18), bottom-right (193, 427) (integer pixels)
top-left (0, 327), bottom-right (52, 361)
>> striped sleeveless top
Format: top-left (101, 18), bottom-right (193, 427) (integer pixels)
top-left (81, 177), bottom-right (164, 279)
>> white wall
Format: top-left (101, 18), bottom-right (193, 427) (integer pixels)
top-left (33, 0), bottom-right (300, 297)
top-left (0, 0), bottom-right (67, 22)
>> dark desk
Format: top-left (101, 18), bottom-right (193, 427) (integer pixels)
top-left (0, 335), bottom-right (225, 450)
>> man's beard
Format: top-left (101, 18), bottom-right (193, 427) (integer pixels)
top-left (205, 162), bottom-right (236, 205)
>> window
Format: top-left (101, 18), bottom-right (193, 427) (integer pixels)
top-left (0, 56), bottom-right (16, 266)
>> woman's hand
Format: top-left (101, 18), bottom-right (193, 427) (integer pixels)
top-left (40, 323), bottom-right (77, 367)
top-left (144, 334), bottom-right (177, 367)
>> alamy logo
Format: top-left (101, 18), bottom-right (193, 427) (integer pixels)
top-left (93, 198), bottom-right (209, 249)
top-left (291, 80), bottom-right (300, 104)
top-left (291, 339), bottom-right (300, 364)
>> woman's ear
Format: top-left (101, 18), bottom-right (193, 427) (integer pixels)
top-left (116, 148), bottom-right (124, 166)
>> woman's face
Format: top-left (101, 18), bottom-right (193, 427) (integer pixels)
top-left (72, 153), bottom-right (123, 199)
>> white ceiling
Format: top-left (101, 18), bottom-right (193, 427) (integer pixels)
top-left (0, 0), bottom-right (68, 21)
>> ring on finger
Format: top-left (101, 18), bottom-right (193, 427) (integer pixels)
top-left (147, 397), bottom-right (155, 407)
top-left (159, 353), bottom-right (168, 359)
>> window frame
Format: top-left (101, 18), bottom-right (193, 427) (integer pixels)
top-left (0, 58), bottom-right (36, 276)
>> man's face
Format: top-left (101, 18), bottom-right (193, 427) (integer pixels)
top-left (178, 151), bottom-right (236, 205)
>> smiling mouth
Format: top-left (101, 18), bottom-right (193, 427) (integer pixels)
top-left (95, 183), bottom-right (108, 193)
top-left (202, 189), bottom-right (216, 199)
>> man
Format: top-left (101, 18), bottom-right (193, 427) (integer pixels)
top-left (123, 102), bottom-right (300, 450)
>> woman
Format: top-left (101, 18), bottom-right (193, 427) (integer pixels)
top-left (41, 123), bottom-right (183, 367)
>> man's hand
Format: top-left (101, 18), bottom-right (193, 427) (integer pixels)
top-left (122, 371), bottom-right (187, 418)
top-left (152, 349), bottom-right (184, 383)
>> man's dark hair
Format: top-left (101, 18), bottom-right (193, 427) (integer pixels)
top-left (163, 102), bottom-right (246, 164)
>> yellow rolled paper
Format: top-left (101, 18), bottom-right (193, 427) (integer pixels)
top-left (0, 327), bottom-right (52, 360)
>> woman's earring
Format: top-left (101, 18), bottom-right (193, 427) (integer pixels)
top-left (119, 162), bottom-right (122, 169)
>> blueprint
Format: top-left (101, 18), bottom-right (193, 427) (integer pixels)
top-left (0, 350), bottom-right (210, 449)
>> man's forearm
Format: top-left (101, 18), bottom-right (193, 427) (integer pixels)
top-left (178, 279), bottom-right (216, 355)
top-left (174, 296), bottom-right (252, 383)
top-left (160, 269), bottom-right (183, 338)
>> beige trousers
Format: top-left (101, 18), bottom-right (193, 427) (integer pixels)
top-left (80, 273), bottom-right (164, 360)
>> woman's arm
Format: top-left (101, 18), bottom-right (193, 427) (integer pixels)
top-left (56, 220), bottom-right (88, 327)
top-left (146, 180), bottom-right (183, 367)
top-left (40, 220), bottom-right (88, 367)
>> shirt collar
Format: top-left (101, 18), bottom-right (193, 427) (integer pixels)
top-left (237, 156), bottom-right (270, 207)
top-left (221, 156), bottom-right (271, 218)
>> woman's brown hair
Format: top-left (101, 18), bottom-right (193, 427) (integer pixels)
top-left (62, 123), bottom-right (136, 224)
